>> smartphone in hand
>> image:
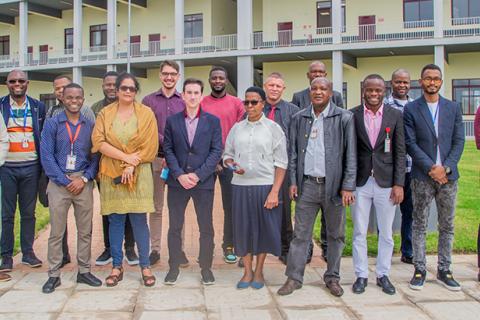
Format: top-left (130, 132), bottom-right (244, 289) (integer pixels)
top-left (113, 176), bottom-right (122, 185)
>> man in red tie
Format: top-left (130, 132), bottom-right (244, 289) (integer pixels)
top-left (263, 72), bottom-right (299, 264)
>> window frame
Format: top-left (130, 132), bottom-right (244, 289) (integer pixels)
top-left (89, 24), bottom-right (107, 49)
top-left (0, 35), bottom-right (10, 56)
top-left (315, 0), bottom-right (346, 32)
top-left (184, 13), bottom-right (203, 42)
top-left (403, 0), bottom-right (434, 26)
top-left (64, 28), bottom-right (73, 52)
top-left (452, 79), bottom-right (480, 115)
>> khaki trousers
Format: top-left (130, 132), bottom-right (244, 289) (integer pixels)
top-left (47, 180), bottom-right (93, 277)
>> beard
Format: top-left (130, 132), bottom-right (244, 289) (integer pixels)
top-left (211, 86), bottom-right (225, 94)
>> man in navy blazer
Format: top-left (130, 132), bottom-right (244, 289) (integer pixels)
top-left (163, 78), bottom-right (223, 286)
top-left (404, 64), bottom-right (465, 292)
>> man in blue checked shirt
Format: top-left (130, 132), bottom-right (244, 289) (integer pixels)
top-left (384, 69), bottom-right (414, 265)
top-left (40, 83), bottom-right (101, 293)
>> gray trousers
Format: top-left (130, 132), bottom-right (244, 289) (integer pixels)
top-left (286, 179), bottom-right (346, 283)
top-left (47, 180), bottom-right (94, 277)
top-left (411, 178), bottom-right (458, 272)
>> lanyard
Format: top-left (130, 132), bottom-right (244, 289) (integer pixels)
top-left (9, 99), bottom-right (30, 130)
top-left (65, 122), bottom-right (82, 155)
top-left (429, 104), bottom-right (439, 125)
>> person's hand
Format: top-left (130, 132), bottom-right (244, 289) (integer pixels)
top-left (187, 173), bottom-right (200, 183)
top-left (264, 191), bottom-right (279, 209)
top-left (341, 190), bottom-right (355, 207)
top-left (289, 185), bottom-right (298, 200)
top-left (123, 152), bottom-right (141, 167)
top-left (224, 159), bottom-right (245, 175)
top-left (429, 165), bottom-right (448, 185)
top-left (390, 185), bottom-right (404, 205)
top-left (161, 158), bottom-right (167, 168)
top-left (66, 176), bottom-right (85, 195)
top-left (121, 166), bottom-right (134, 184)
top-left (178, 174), bottom-right (197, 189)
top-left (215, 164), bottom-right (223, 174)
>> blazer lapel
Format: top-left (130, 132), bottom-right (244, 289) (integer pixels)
top-left (302, 89), bottom-right (311, 107)
top-left (418, 97), bottom-right (437, 137)
top-left (356, 107), bottom-right (373, 150)
top-left (178, 113), bottom-right (189, 146)
top-left (374, 107), bottom-right (389, 149)
top-left (190, 111), bottom-right (205, 147)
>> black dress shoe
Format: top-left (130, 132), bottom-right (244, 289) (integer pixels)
top-left (401, 255), bottom-right (413, 265)
top-left (377, 276), bottom-right (396, 295)
top-left (352, 277), bottom-right (368, 294)
top-left (42, 277), bottom-right (61, 294)
top-left (77, 272), bottom-right (102, 287)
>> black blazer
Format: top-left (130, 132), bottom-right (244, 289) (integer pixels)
top-left (352, 104), bottom-right (406, 188)
top-left (291, 88), bottom-right (344, 109)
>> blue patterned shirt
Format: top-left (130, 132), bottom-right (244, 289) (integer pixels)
top-left (40, 111), bottom-right (99, 186)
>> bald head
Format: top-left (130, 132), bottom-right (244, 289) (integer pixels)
top-left (391, 68), bottom-right (411, 100)
top-left (6, 69), bottom-right (29, 99)
top-left (307, 61), bottom-right (328, 83)
top-left (391, 69), bottom-right (410, 81)
top-left (7, 69), bottom-right (27, 81)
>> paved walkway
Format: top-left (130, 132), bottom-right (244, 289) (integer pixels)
top-left (1, 184), bottom-right (479, 319)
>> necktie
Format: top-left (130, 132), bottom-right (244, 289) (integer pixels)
top-left (268, 105), bottom-right (276, 121)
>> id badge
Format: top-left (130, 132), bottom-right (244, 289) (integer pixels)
top-left (384, 138), bottom-right (391, 153)
top-left (21, 138), bottom-right (29, 149)
top-left (66, 155), bottom-right (77, 170)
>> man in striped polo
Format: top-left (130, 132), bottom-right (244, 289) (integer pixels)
top-left (0, 70), bottom-right (46, 272)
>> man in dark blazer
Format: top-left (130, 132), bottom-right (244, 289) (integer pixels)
top-left (351, 74), bottom-right (406, 296)
top-left (404, 64), bottom-right (465, 292)
top-left (163, 78), bottom-right (223, 286)
top-left (290, 60), bottom-right (344, 262)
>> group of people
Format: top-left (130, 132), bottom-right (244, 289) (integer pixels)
top-left (0, 59), bottom-right (476, 297)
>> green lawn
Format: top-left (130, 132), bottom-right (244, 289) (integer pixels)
top-left (312, 140), bottom-right (479, 256)
top-left (12, 202), bottom-right (50, 255)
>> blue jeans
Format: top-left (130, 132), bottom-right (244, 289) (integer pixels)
top-left (0, 164), bottom-right (40, 257)
top-left (108, 213), bottom-right (150, 268)
top-left (400, 173), bottom-right (413, 258)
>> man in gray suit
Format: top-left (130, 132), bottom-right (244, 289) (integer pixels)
top-left (291, 60), bottom-right (345, 262)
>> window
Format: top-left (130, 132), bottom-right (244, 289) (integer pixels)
top-left (453, 79), bottom-right (480, 115)
top-left (40, 94), bottom-right (57, 110)
top-left (342, 82), bottom-right (347, 107)
top-left (452, 0), bottom-right (480, 24)
top-left (404, 0), bottom-right (433, 26)
top-left (316, 1), bottom-right (346, 31)
top-left (184, 14), bottom-right (203, 41)
top-left (0, 35), bottom-right (9, 56)
top-left (64, 28), bottom-right (73, 53)
top-left (90, 24), bottom-right (107, 49)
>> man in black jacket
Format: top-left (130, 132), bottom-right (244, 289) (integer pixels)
top-left (350, 74), bottom-right (405, 296)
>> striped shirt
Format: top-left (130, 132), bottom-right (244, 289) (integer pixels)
top-left (5, 97), bottom-right (37, 163)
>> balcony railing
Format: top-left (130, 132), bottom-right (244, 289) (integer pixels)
top-left (25, 50), bottom-right (74, 66)
top-left (81, 46), bottom-right (108, 61)
top-left (252, 27), bottom-right (333, 49)
top-left (116, 40), bottom-right (175, 58)
top-left (183, 34), bottom-right (237, 53)
top-left (452, 16), bottom-right (480, 26)
top-left (404, 20), bottom-right (434, 29)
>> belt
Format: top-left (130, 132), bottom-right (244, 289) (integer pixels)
top-left (304, 175), bottom-right (325, 184)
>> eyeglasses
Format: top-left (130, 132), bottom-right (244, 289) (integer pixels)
top-left (119, 86), bottom-right (137, 93)
top-left (422, 77), bottom-right (442, 83)
top-left (7, 79), bottom-right (27, 85)
top-left (161, 72), bottom-right (179, 78)
top-left (243, 100), bottom-right (261, 106)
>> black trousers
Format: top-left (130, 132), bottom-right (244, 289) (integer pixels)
top-left (167, 187), bottom-right (214, 270)
top-left (280, 178), bottom-right (293, 255)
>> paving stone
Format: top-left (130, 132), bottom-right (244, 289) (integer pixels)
top-left (208, 308), bottom-right (282, 320)
top-left (281, 307), bottom-right (353, 320)
top-left (139, 311), bottom-right (206, 320)
top-left (0, 272), bottom-right (25, 291)
top-left (451, 255), bottom-right (477, 264)
top-left (388, 263), bottom-right (436, 283)
top-left (154, 269), bottom-right (202, 288)
top-left (397, 282), bottom-right (470, 303)
top-left (418, 301), bottom-right (480, 320)
top-left (460, 281), bottom-right (480, 301)
top-left (13, 271), bottom-right (76, 290)
top-left (0, 313), bottom-right (55, 320)
top-left (138, 288), bottom-right (204, 311)
top-left (63, 290), bottom-right (137, 313)
top-left (75, 270), bottom-right (141, 291)
top-left (0, 290), bottom-right (68, 313)
top-left (443, 263), bottom-right (478, 280)
top-left (341, 284), bottom-right (406, 310)
top-left (204, 286), bottom-right (273, 310)
top-left (207, 268), bottom-right (243, 287)
top-left (57, 312), bottom-right (132, 320)
top-left (353, 305), bottom-right (431, 320)
top-left (273, 284), bottom-right (342, 308)
top-left (266, 265), bottom-right (321, 286)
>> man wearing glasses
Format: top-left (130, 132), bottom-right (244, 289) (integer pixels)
top-left (0, 70), bottom-right (46, 272)
top-left (404, 64), bottom-right (465, 291)
top-left (142, 60), bottom-right (186, 266)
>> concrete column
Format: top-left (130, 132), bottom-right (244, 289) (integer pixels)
top-left (237, 56), bottom-right (253, 97)
top-left (332, 51), bottom-right (343, 95)
top-left (434, 0), bottom-right (444, 38)
top-left (175, 0), bottom-right (184, 55)
top-left (434, 45), bottom-right (445, 95)
top-left (107, 0), bottom-right (117, 61)
top-left (73, 67), bottom-right (82, 86)
top-left (332, 0), bottom-right (342, 44)
top-left (176, 60), bottom-right (184, 92)
top-left (73, 0), bottom-right (83, 63)
top-left (18, 0), bottom-right (28, 67)
top-left (237, 0), bottom-right (253, 49)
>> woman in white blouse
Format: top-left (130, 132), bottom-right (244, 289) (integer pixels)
top-left (223, 86), bottom-right (288, 290)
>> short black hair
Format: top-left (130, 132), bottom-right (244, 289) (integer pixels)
top-left (363, 74), bottom-right (385, 84)
top-left (183, 78), bottom-right (204, 93)
top-left (115, 72), bottom-right (140, 92)
top-left (421, 64), bottom-right (443, 78)
top-left (245, 86), bottom-right (266, 101)
top-left (103, 71), bottom-right (119, 79)
top-left (62, 82), bottom-right (84, 96)
top-left (53, 74), bottom-right (72, 82)
top-left (209, 66), bottom-right (227, 78)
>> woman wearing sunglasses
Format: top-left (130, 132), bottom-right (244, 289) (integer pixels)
top-left (223, 86), bottom-right (288, 289)
top-left (92, 72), bottom-right (158, 287)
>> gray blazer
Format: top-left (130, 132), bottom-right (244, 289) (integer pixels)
top-left (289, 102), bottom-right (357, 206)
top-left (291, 88), bottom-right (344, 109)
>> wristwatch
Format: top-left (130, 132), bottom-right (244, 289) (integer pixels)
top-left (444, 166), bottom-right (452, 175)
top-left (80, 176), bottom-right (88, 183)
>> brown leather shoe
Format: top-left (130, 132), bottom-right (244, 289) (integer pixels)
top-left (325, 279), bottom-right (344, 297)
top-left (277, 278), bottom-right (302, 296)
top-left (0, 273), bottom-right (11, 282)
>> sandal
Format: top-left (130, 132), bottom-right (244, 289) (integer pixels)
top-left (142, 267), bottom-right (156, 287)
top-left (105, 267), bottom-right (124, 287)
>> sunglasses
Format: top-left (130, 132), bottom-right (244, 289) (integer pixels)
top-left (119, 86), bottom-right (137, 93)
top-left (243, 100), bottom-right (262, 106)
top-left (7, 79), bottom-right (27, 85)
